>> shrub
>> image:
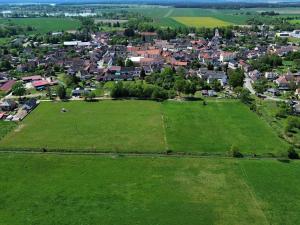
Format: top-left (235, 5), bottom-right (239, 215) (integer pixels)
top-left (287, 147), bottom-right (299, 159)
top-left (228, 145), bottom-right (244, 158)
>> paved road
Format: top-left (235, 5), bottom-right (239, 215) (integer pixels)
top-left (243, 77), bottom-right (298, 103)
top-left (244, 77), bottom-right (256, 95)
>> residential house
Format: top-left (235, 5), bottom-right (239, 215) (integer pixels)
top-left (248, 70), bottom-right (262, 82)
top-left (0, 80), bottom-right (16, 93)
top-left (0, 99), bottom-right (17, 111)
top-left (22, 75), bottom-right (42, 83)
top-left (23, 98), bottom-right (38, 112)
top-left (275, 76), bottom-right (290, 90)
top-left (228, 60), bottom-right (238, 70)
top-left (197, 68), bottom-right (227, 86)
top-left (220, 51), bottom-right (236, 63)
top-left (265, 72), bottom-right (278, 80)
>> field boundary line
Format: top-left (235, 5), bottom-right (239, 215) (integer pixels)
top-left (161, 113), bottom-right (169, 151)
top-left (239, 164), bottom-right (270, 225)
top-left (0, 150), bottom-right (294, 162)
top-left (164, 8), bottom-right (174, 17)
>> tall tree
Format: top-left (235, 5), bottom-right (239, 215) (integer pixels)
top-left (12, 81), bottom-right (26, 97)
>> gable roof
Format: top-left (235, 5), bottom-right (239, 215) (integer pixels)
top-left (0, 80), bottom-right (16, 93)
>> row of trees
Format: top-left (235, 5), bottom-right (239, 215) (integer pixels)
top-left (110, 81), bottom-right (174, 100)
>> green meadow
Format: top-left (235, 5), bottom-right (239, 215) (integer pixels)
top-left (163, 101), bottom-right (288, 154)
top-left (0, 154), bottom-right (299, 225)
top-left (0, 101), bottom-right (166, 152)
top-left (0, 100), bottom-right (288, 155)
top-left (0, 121), bottom-right (16, 140)
top-left (0, 17), bottom-right (81, 34)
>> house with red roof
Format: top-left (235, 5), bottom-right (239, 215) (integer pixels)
top-left (0, 80), bottom-right (16, 93)
top-left (22, 75), bottom-right (42, 83)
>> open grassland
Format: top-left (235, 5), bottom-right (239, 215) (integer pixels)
top-left (240, 159), bottom-right (300, 225)
top-left (163, 101), bottom-right (288, 154)
top-left (0, 100), bottom-right (289, 155)
top-left (172, 17), bottom-right (233, 28)
top-left (0, 121), bottom-right (16, 140)
top-left (0, 17), bottom-right (81, 34)
top-left (0, 154), bottom-right (299, 225)
top-left (0, 101), bottom-right (166, 152)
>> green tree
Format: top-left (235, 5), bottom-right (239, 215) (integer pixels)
top-left (12, 81), bottom-right (26, 97)
top-left (56, 85), bottom-right (66, 100)
top-left (174, 79), bottom-right (186, 95)
top-left (83, 91), bottom-right (96, 102)
top-left (184, 82), bottom-right (197, 96)
top-left (228, 69), bottom-right (245, 89)
top-left (140, 68), bottom-right (146, 80)
top-left (287, 147), bottom-right (299, 159)
top-left (111, 82), bottom-right (124, 98)
top-left (253, 78), bottom-right (268, 94)
top-left (125, 59), bottom-right (134, 67)
top-left (211, 79), bottom-right (222, 92)
top-left (235, 87), bottom-right (253, 104)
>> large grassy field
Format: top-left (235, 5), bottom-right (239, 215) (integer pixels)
top-left (0, 154), bottom-right (299, 225)
top-left (172, 17), bottom-right (233, 28)
top-left (0, 100), bottom-right (289, 155)
top-left (0, 100), bottom-right (166, 152)
top-left (0, 17), bottom-right (81, 34)
top-left (163, 101), bottom-right (288, 154)
top-left (0, 121), bottom-right (16, 140)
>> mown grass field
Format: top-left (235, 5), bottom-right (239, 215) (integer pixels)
top-left (0, 17), bottom-right (81, 33)
top-left (0, 100), bottom-right (289, 155)
top-left (163, 101), bottom-right (288, 154)
top-left (0, 121), bottom-right (16, 140)
top-left (0, 154), bottom-right (299, 225)
top-left (172, 17), bottom-right (233, 28)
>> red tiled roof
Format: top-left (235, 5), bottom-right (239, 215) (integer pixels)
top-left (0, 80), bottom-right (16, 93)
top-left (109, 66), bottom-right (121, 71)
top-left (22, 75), bottom-right (42, 81)
top-left (0, 112), bottom-right (5, 119)
top-left (32, 80), bottom-right (49, 87)
top-left (140, 32), bottom-right (157, 36)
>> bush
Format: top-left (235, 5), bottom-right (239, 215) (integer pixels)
top-left (287, 147), bottom-right (299, 159)
top-left (228, 145), bottom-right (244, 158)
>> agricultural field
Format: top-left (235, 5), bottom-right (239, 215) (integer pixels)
top-left (0, 17), bottom-right (81, 34)
top-left (172, 17), bottom-right (233, 28)
top-left (126, 7), bottom-right (250, 27)
top-left (0, 100), bottom-right (289, 155)
top-left (163, 101), bottom-right (288, 154)
top-left (0, 154), bottom-right (300, 225)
